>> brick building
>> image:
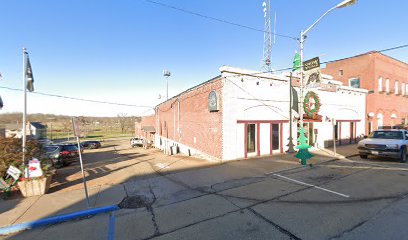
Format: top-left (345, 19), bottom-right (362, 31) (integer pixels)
top-left (149, 66), bottom-right (367, 161)
top-left (135, 115), bottom-right (156, 143)
top-left (322, 51), bottom-right (408, 134)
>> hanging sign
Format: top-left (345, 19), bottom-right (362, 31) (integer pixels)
top-left (303, 57), bottom-right (320, 71)
top-left (303, 57), bottom-right (321, 89)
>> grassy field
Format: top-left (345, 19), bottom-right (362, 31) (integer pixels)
top-left (47, 130), bottom-right (133, 141)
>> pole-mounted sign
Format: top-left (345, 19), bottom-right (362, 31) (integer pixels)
top-left (303, 57), bottom-right (321, 89)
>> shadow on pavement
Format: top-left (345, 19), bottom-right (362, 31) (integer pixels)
top-left (4, 142), bottom-right (408, 240)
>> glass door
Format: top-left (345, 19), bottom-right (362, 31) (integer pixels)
top-left (272, 124), bottom-right (280, 151)
top-left (247, 124), bottom-right (256, 154)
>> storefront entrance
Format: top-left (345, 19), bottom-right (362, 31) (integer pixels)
top-left (337, 120), bottom-right (359, 145)
top-left (271, 124), bottom-right (280, 151)
top-left (246, 124), bottom-right (256, 156)
top-left (238, 120), bottom-right (288, 159)
top-left (298, 122), bottom-right (318, 147)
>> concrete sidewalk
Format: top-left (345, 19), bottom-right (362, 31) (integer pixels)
top-left (0, 144), bottom-right (358, 232)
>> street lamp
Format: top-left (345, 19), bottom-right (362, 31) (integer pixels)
top-left (163, 70), bottom-right (171, 100)
top-left (299, 0), bottom-right (357, 130)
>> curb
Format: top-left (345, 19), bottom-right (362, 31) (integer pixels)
top-left (0, 205), bottom-right (119, 236)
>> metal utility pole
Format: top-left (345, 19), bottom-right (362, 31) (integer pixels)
top-left (299, 0), bottom-right (358, 141)
top-left (163, 70), bottom-right (171, 100)
top-left (22, 48), bottom-right (27, 166)
top-left (261, 0), bottom-right (272, 72)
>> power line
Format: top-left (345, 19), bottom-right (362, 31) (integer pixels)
top-left (0, 86), bottom-right (154, 109)
top-left (145, 0), bottom-right (297, 41)
top-left (1, 43), bottom-right (407, 111)
top-left (379, 44), bottom-right (408, 53)
top-left (227, 43), bottom-right (408, 77)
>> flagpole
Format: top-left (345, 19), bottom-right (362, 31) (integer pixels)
top-left (22, 48), bottom-right (27, 167)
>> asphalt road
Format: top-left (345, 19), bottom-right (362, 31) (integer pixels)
top-left (6, 143), bottom-right (408, 240)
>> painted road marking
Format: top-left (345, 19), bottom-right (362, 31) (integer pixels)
top-left (155, 163), bottom-right (170, 169)
top-left (273, 173), bottom-right (350, 198)
top-left (322, 164), bottom-right (408, 172)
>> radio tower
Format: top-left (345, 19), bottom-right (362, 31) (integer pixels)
top-left (261, 0), bottom-right (272, 72)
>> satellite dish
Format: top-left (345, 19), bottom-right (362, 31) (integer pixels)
top-left (262, 2), bottom-right (267, 7)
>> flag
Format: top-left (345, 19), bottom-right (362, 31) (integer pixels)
top-left (25, 54), bottom-right (34, 92)
top-left (293, 52), bottom-right (300, 72)
top-left (291, 86), bottom-right (299, 113)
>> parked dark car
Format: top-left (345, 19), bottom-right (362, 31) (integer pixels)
top-left (60, 144), bottom-right (81, 157)
top-left (81, 141), bottom-right (101, 149)
top-left (43, 144), bottom-right (79, 168)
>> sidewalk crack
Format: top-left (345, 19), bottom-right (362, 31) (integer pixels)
top-left (12, 195), bottom-right (43, 225)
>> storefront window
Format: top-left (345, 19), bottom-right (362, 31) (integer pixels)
top-left (272, 124), bottom-right (279, 150)
top-left (247, 124), bottom-right (256, 153)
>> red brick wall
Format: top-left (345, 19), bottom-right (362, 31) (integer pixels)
top-left (135, 122), bottom-right (141, 137)
top-left (138, 115), bottom-right (156, 141)
top-left (323, 52), bottom-right (408, 133)
top-left (156, 78), bottom-right (223, 159)
top-left (141, 115), bottom-right (155, 128)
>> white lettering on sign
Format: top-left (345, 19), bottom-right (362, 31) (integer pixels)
top-left (303, 57), bottom-right (320, 71)
top-left (7, 166), bottom-right (22, 180)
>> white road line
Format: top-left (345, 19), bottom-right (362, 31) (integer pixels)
top-left (273, 173), bottom-right (350, 198)
top-left (155, 163), bottom-right (170, 169)
top-left (322, 164), bottom-right (408, 171)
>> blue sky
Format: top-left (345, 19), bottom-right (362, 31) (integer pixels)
top-left (0, 0), bottom-right (407, 117)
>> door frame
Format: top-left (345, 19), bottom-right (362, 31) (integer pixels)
top-left (238, 120), bottom-right (288, 158)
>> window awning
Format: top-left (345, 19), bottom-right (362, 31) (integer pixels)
top-left (141, 126), bottom-right (156, 133)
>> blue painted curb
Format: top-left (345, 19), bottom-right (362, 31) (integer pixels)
top-left (0, 205), bottom-right (120, 236)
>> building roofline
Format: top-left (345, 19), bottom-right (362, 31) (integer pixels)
top-left (326, 51), bottom-right (408, 67)
top-left (219, 66), bottom-right (288, 81)
top-left (155, 75), bottom-right (222, 108)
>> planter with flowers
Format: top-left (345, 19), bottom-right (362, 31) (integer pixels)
top-left (17, 159), bottom-right (54, 197)
top-left (0, 138), bottom-right (55, 197)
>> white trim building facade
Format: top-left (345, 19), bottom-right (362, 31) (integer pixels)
top-left (152, 66), bottom-right (368, 161)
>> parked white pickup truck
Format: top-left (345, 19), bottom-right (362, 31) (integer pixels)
top-left (130, 137), bottom-right (144, 147)
top-left (357, 129), bottom-right (408, 162)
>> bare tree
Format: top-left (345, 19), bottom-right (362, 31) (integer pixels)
top-left (117, 113), bottom-right (128, 134)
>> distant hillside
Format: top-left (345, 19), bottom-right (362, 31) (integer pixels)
top-left (0, 112), bottom-right (141, 125)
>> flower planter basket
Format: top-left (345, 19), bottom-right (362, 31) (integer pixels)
top-left (18, 175), bottom-right (52, 197)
